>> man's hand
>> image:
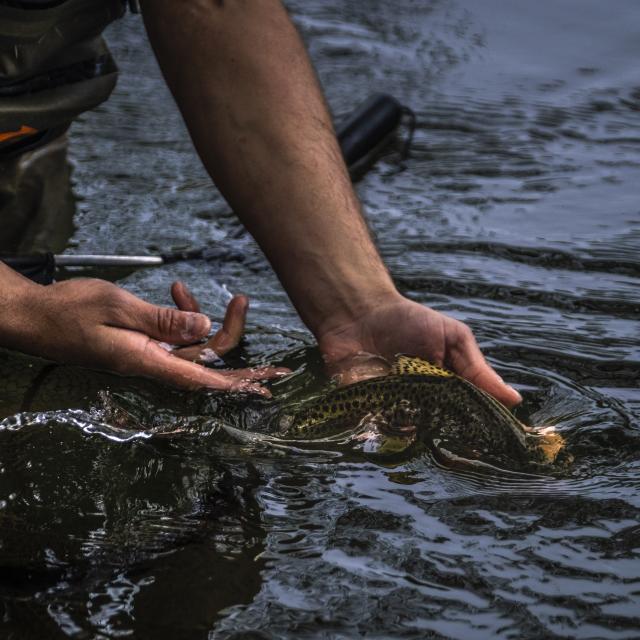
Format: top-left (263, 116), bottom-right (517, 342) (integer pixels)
top-left (317, 293), bottom-right (523, 408)
top-left (141, 1), bottom-right (521, 408)
top-left (0, 264), bottom-right (286, 396)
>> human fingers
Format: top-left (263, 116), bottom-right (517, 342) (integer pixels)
top-left (171, 281), bottom-right (201, 313)
top-left (111, 288), bottom-right (211, 345)
top-left (449, 325), bottom-right (522, 408)
top-left (106, 331), bottom-right (272, 396)
top-left (207, 294), bottom-right (248, 355)
top-left (172, 295), bottom-right (249, 362)
top-left (170, 285), bottom-right (247, 352)
top-left (215, 365), bottom-right (291, 381)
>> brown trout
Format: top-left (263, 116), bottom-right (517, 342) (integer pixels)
top-left (277, 356), bottom-right (565, 469)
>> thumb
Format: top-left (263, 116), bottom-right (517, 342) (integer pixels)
top-left (125, 297), bottom-right (211, 345)
top-left (467, 361), bottom-right (523, 409)
top-left (451, 329), bottom-right (522, 408)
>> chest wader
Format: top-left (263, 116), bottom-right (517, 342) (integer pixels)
top-left (0, 0), bottom-right (130, 253)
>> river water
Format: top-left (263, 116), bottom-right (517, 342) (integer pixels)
top-left (1, 1), bottom-right (639, 638)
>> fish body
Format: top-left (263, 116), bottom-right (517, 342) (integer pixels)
top-left (278, 356), bottom-right (563, 469)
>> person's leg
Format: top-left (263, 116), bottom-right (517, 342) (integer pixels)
top-left (0, 134), bottom-right (76, 254)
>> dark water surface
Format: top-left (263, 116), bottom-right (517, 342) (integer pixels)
top-left (2, 1), bottom-right (640, 638)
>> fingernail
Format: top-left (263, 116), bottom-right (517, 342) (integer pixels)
top-left (510, 386), bottom-right (523, 403)
top-left (183, 312), bottom-right (211, 340)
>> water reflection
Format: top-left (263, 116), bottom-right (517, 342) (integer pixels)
top-left (0, 417), bottom-right (266, 638)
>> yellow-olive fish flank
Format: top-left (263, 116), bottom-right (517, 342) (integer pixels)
top-left (278, 356), bottom-right (565, 469)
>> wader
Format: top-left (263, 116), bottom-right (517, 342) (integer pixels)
top-left (0, 0), bottom-right (136, 252)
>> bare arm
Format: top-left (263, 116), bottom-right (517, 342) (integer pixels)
top-left (140, 0), bottom-right (396, 337)
top-left (141, 0), bottom-right (522, 406)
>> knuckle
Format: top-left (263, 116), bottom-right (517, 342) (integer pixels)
top-left (102, 289), bottom-right (129, 324)
top-left (106, 286), bottom-right (126, 305)
top-left (83, 279), bottom-right (124, 310)
top-left (54, 279), bottom-right (128, 324)
top-left (86, 278), bottom-right (114, 299)
top-left (155, 306), bottom-right (180, 336)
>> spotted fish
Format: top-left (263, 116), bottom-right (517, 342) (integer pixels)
top-left (277, 356), bottom-right (565, 470)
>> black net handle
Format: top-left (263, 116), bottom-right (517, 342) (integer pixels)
top-left (1, 253), bottom-right (55, 284)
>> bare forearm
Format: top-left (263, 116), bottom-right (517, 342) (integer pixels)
top-left (141, 0), bottom-right (399, 337)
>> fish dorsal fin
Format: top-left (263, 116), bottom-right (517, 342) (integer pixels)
top-left (390, 355), bottom-right (454, 378)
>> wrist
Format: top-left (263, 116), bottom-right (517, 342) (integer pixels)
top-left (306, 273), bottom-right (401, 342)
top-left (0, 263), bottom-right (43, 349)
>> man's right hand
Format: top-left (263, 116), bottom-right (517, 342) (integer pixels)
top-left (0, 263), bottom-right (286, 396)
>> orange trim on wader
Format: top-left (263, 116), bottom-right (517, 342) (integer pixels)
top-left (0, 126), bottom-right (38, 144)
